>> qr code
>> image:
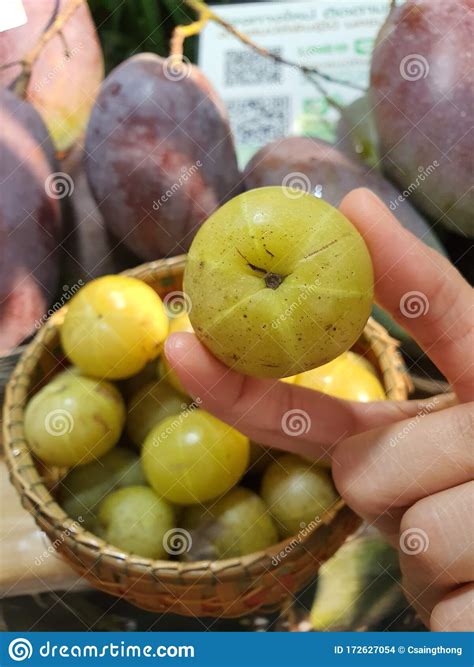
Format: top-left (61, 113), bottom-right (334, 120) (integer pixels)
top-left (226, 97), bottom-right (290, 145)
top-left (225, 49), bottom-right (282, 86)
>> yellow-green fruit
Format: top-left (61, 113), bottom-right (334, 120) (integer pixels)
top-left (142, 410), bottom-right (249, 505)
top-left (127, 380), bottom-right (188, 448)
top-left (261, 454), bottom-right (339, 537)
top-left (97, 486), bottom-right (175, 559)
top-left (182, 487), bottom-right (278, 560)
top-left (24, 372), bottom-right (125, 467)
top-left (61, 447), bottom-right (146, 529)
top-left (158, 312), bottom-right (194, 394)
top-left (346, 351), bottom-right (378, 377)
top-left (294, 351), bottom-right (385, 401)
top-left (184, 187), bottom-right (373, 378)
top-left (61, 275), bottom-right (169, 380)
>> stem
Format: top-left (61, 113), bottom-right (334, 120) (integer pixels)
top-left (8, 0), bottom-right (85, 98)
top-left (181, 0), bottom-right (365, 94)
top-left (170, 15), bottom-right (211, 58)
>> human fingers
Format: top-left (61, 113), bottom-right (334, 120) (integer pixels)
top-left (165, 332), bottom-right (456, 459)
top-left (340, 188), bottom-right (474, 403)
top-left (332, 403), bottom-right (474, 533)
top-left (398, 482), bottom-right (473, 627)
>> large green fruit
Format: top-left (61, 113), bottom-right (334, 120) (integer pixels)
top-left (261, 455), bottom-right (339, 538)
top-left (142, 410), bottom-right (249, 505)
top-left (24, 371), bottom-right (125, 466)
top-left (181, 487), bottom-right (278, 560)
top-left (184, 187), bottom-right (373, 378)
top-left (60, 275), bottom-right (169, 380)
top-left (243, 137), bottom-right (447, 348)
top-left (97, 486), bottom-right (175, 559)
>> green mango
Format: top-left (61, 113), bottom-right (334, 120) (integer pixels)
top-left (311, 535), bottom-right (404, 631)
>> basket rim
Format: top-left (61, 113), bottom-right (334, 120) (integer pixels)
top-left (2, 254), bottom-right (411, 582)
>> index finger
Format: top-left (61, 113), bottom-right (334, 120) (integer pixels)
top-left (340, 189), bottom-right (474, 402)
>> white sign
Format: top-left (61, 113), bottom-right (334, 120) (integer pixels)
top-left (198, 0), bottom-right (391, 166)
top-left (0, 0), bottom-right (27, 32)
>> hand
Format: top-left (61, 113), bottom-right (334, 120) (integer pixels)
top-left (165, 188), bottom-right (474, 631)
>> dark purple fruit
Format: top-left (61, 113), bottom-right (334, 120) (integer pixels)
top-left (243, 136), bottom-right (445, 254)
top-left (85, 54), bottom-right (241, 260)
top-left (370, 0), bottom-right (473, 237)
top-left (0, 90), bottom-right (61, 352)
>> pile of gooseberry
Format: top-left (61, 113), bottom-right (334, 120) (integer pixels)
top-left (24, 267), bottom-right (384, 561)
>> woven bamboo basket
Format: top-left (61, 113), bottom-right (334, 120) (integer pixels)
top-left (3, 254), bottom-right (411, 618)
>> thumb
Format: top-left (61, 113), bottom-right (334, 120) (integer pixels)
top-left (164, 332), bottom-right (455, 460)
